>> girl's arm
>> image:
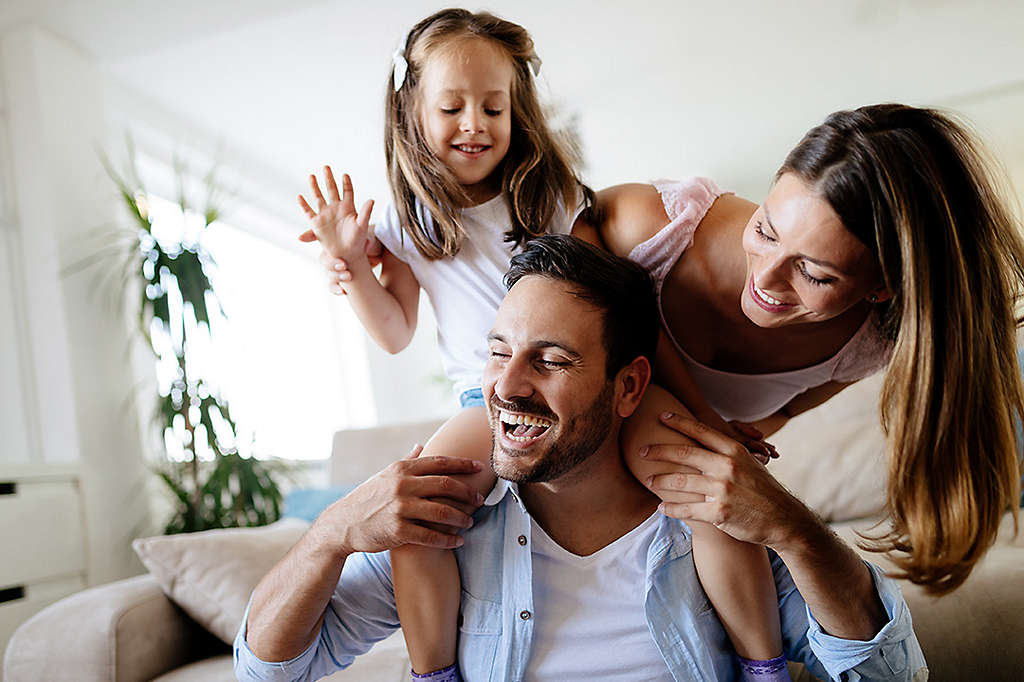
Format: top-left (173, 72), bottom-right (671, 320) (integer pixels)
top-left (343, 248), bottom-right (420, 354)
top-left (299, 167), bottom-right (420, 353)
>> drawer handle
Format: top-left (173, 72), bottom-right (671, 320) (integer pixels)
top-left (0, 586), bottom-right (25, 604)
top-left (0, 482), bottom-right (15, 495)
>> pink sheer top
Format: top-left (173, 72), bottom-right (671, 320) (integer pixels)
top-left (628, 178), bottom-right (893, 422)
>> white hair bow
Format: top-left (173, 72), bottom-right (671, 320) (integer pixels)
top-left (392, 44), bottom-right (409, 92)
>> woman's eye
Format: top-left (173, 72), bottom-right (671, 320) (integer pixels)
top-left (797, 262), bottom-right (832, 286)
top-left (484, 108), bottom-right (504, 117)
top-left (441, 107), bottom-right (460, 115)
top-left (754, 221), bottom-right (775, 242)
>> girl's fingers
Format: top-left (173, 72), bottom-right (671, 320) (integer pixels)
top-left (298, 195), bottom-right (316, 219)
top-left (298, 229), bottom-right (317, 242)
top-left (324, 166), bottom-right (341, 202)
top-left (357, 199), bottom-right (375, 229)
top-left (310, 174), bottom-right (327, 209)
top-left (341, 173), bottom-right (354, 209)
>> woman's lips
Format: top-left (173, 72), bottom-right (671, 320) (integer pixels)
top-left (749, 276), bottom-right (794, 312)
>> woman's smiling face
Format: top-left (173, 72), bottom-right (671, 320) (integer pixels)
top-left (740, 173), bottom-right (888, 328)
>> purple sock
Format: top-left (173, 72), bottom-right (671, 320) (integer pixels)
top-left (411, 663), bottom-right (462, 682)
top-left (738, 654), bottom-right (791, 682)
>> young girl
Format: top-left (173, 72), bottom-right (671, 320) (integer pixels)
top-left (298, 9), bottom-right (786, 682)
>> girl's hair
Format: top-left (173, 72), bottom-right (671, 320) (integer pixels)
top-left (385, 8), bottom-right (590, 260)
top-left (780, 103), bottom-right (1024, 595)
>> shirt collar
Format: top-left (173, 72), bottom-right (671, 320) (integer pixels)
top-left (483, 478), bottom-right (528, 513)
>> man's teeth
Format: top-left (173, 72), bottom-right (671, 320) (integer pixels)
top-left (754, 285), bottom-right (784, 306)
top-left (499, 410), bottom-right (552, 428)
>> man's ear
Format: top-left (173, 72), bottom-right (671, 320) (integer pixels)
top-left (614, 356), bottom-right (651, 418)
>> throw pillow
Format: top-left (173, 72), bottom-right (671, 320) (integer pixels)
top-left (284, 486), bottom-right (353, 522)
top-left (132, 518), bottom-right (309, 645)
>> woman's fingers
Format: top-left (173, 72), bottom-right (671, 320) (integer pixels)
top-left (659, 412), bottom-right (749, 459)
top-left (640, 442), bottom-right (719, 473)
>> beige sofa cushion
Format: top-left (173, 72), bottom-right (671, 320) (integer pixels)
top-left (769, 373), bottom-right (888, 522)
top-left (132, 518), bottom-right (309, 645)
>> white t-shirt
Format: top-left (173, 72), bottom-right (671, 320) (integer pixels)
top-left (524, 512), bottom-right (674, 681)
top-left (374, 193), bottom-right (582, 397)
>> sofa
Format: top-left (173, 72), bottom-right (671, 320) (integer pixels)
top-left (4, 373), bottom-right (1023, 681)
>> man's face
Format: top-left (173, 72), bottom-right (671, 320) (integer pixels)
top-left (483, 276), bottom-right (617, 483)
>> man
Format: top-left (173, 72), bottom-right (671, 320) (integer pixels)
top-left (236, 235), bottom-right (926, 681)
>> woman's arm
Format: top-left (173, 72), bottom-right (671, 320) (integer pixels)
top-left (749, 381), bottom-right (857, 437)
top-left (644, 413), bottom-right (888, 640)
top-left (587, 183), bottom-right (670, 257)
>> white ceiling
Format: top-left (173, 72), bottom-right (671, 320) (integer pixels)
top-left (6, 0), bottom-right (1024, 216)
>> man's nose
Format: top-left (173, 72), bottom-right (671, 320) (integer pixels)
top-left (493, 355), bottom-right (533, 401)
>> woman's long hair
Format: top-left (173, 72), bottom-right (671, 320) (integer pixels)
top-left (780, 103), bottom-right (1024, 594)
top-left (385, 8), bottom-right (589, 260)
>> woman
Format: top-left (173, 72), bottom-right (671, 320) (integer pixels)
top-left (602, 103), bottom-right (1024, 596)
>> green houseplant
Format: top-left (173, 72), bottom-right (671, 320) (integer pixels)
top-left (88, 147), bottom-right (289, 534)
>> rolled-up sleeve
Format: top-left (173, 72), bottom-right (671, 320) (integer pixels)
top-left (776, 555), bottom-right (927, 681)
top-left (233, 551), bottom-right (400, 682)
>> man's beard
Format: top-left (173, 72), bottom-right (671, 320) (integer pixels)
top-left (489, 381), bottom-right (615, 484)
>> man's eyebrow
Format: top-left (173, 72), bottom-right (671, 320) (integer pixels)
top-left (533, 340), bottom-right (582, 359)
top-left (487, 333), bottom-right (582, 359)
top-left (763, 205), bottom-right (845, 273)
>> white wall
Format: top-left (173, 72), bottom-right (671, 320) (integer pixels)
top-left (0, 25), bottom-right (152, 584)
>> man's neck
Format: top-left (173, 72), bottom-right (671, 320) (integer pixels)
top-left (517, 441), bottom-right (661, 557)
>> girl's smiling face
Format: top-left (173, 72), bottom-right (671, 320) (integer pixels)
top-left (740, 173), bottom-right (889, 328)
top-left (417, 38), bottom-right (514, 202)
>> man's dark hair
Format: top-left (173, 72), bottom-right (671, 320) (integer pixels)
top-left (505, 235), bottom-right (659, 377)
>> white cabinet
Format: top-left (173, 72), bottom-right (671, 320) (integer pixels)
top-left (0, 465), bottom-right (87, 671)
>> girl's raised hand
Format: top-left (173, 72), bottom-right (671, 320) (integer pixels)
top-left (298, 166), bottom-right (375, 270)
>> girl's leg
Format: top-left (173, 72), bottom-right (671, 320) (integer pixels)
top-left (391, 406), bottom-right (496, 677)
top-left (622, 386), bottom-right (789, 680)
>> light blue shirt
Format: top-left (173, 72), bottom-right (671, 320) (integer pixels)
top-left (234, 480), bottom-right (927, 681)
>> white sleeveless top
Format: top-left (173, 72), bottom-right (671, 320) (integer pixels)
top-left (374, 192), bottom-right (584, 397)
top-left (627, 178), bottom-right (893, 422)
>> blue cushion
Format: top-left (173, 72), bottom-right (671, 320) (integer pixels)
top-left (284, 486), bottom-right (353, 522)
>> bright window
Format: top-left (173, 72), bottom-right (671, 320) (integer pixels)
top-left (146, 193), bottom-right (373, 461)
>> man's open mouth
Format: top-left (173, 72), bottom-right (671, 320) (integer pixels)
top-left (498, 409), bottom-right (553, 443)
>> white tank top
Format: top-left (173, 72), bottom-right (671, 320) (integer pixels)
top-left (627, 178), bottom-right (893, 422)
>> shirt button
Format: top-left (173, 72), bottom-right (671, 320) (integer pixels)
top-left (517, 535), bottom-right (527, 546)
top-left (520, 610), bottom-right (532, 620)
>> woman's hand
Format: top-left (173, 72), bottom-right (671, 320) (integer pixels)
top-left (297, 166), bottom-right (375, 287)
top-left (642, 412), bottom-right (813, 553)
